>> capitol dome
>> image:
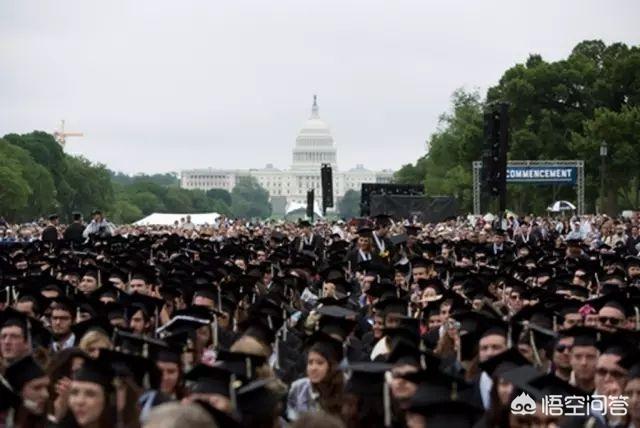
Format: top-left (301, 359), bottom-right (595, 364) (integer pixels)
top-left (292, 95), bottom-right (337, 170)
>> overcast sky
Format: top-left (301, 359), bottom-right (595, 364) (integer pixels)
top-left (1, 1), bottom-right (638, 175)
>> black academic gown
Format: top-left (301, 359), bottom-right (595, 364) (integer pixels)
top-left (346, 249), bottom-right (383, 269)
top-left (371, 232), bottom-right (393, 260)
top-left (63, 222), bottom-right (86, 243)
top-left (41, 225), bottom-right (58, 242)
top-left (292, 234), bottom-right (323, 255)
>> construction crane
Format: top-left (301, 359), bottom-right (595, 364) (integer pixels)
top-left (53, 120), bottom-right (83, 148)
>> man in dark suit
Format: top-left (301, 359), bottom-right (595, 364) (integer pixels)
top-left (346, 227), bottom-right (383, 267)
top-left (41, 214), bottom-right (60, 242)
top-left (487, 229), bottom-right (512, 257)
top-left (63, 212), bottom-right (86, 244)
top-left (292, 220), bottom-right (323, 255)
top-left (371, 214), bottom-right (393, 263)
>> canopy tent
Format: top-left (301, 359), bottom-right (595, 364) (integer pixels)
top-left (133, 212), bottom-right (220, 226)
top-left (284, 201), bottom-right (323, 220)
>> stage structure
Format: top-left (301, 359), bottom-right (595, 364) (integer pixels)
top-left (472, 160), bottom-right (585, 215)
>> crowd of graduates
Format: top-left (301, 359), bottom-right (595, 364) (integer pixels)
top-left (1, 212), bottom-right (640, 428)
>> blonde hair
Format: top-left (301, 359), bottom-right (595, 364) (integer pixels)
top-left (144, 402), bottom-right (217, 428)
top-left (230, 335), bottom-right (273, 378)
top-left (231, 335), bottom-right (270, 357)
top-left (78, 329), bottom-right (112, 354)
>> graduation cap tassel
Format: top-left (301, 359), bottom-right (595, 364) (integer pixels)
top-left (97, 269), bottom-right (102, 288)
top-left (552, 315), bottom-right (558, 332)
top-left (5, 286), bottom-right (10, 306)
top-left (274, 334), bottom-right (280, 370)
top-left (529, 329), bottom-right (542, 368)
top-left (111, 328), bottom-right (119, 350)
top-left (246, 357), bottom-right (252, 379)
top-left (212, 315), bottom-right (219, 349)
top-left (26, 318), bottom-right (32, 348)
top-left (217, 286), bottom-right (222, 312)
top-left (229, 374), bottom-right (237, 411)
top-left (183, 341), bottom-right (193, 373)
top-left (507, 323), bottom-right (513, 348)
top-left (6, 408), bottom-right (14, 428)
top-left (420, 354), bottom-right (427, 370)
top-left (634, 306), bottom-right (640, 331)
top-left (383, 379), bottom-right (392, 427)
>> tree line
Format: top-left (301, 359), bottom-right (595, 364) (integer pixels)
top-left (395, 40), bottom-right (640, 214)
top-left (0, 132), bottom-right (271, 223)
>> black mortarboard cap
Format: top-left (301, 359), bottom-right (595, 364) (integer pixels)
top-left (236, 379), bottom-right (280, 417)
top-left (389, 234), bottom-right (408, 247)
top-left (184, 364), bottom-right (238, 397)
top-left (595, 330), bottom-right (640, 356)
top-left (618, 350), bottom-right (640, 379)
top-left (561, 326), bottom-right (601, 348)
top-left (98, 348), bottom-right (159, 388)
top-left (357, 227), bottom-right (373, 238)
top-left (215, 349), bottom-right (267, 381)
top-left (479, 348), bottom-right (531, 378)
top-left (522, 373), bottom-right (587, 400)
top-left (374, 297), bottom-right (408, 317)
top-left (5, 355), bottom-right (46, 391)
top-left (343, 362), bottom-right (392, 396)
top-left (305, 330), bottom-right (344, 363)
top-left (72, 354), bottom-right (114, 390)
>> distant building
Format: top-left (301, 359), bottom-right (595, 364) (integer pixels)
top-left (180, 96), bottom-right (393, 215)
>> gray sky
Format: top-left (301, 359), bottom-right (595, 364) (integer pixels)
top-left (2, 1), bottom-right (638, 175)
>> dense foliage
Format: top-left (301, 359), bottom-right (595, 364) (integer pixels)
top-left (395, 40), bottom-right (640, 214)
top-left (0, 133), bottom-right (271, 223)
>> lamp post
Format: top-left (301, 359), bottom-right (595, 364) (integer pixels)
top-left (600, 141), bottom-right (608, 214)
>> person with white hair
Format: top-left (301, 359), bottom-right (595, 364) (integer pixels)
top-left (143, 402), bottom-right (218, 428)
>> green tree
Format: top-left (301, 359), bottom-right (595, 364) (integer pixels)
top-left (0, 139), bottom-right (57, 219)
top-left (399, 40), bottom-right (640, 215)
top-left (206, 188), bottom-right (232, 206)
top-left (571, 106), bottom-right (640, 213)
top-left (111, 200), bottom-right (144, 224)
top-left (486, 40), bottom-right (640, 212)
top-left (337, 189), bottom-right (361, 219)
top-left (130, 191), bottom-right (165, 215)
top-left (163, 188), bottom-right (194, 212)
top-left (231, 177), bottom-right (271, 219)
top-left (60, 156), bottom-right (114, 216)
top-left (396, 88), bottom-right (484, 212)
top-left (0, 165), bottom-right (31, 219)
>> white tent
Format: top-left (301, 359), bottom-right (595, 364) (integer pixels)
top-left (133, 212), bottom-right (220, 226)
top-left (285, 201), bottom-right (324, 219)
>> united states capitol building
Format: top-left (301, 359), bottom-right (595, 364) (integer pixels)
top-left (180, 96), bottom-right (393, 216)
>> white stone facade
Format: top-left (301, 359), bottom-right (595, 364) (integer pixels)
top-left (180, 96), bottom-right (393, 211)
